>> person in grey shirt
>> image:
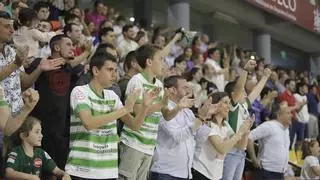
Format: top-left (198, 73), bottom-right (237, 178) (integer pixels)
top-left (247, 101), bottom-right (292, 180)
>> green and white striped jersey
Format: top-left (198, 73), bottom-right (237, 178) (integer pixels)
top-left (66, 84), bottom-right (123, 179)
top-left (120, 72), bottom-right (164, 155)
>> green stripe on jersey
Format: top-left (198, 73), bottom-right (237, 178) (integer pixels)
top-left (122, 130), bottom-right (156, 145)
top-left (67, 158), bottom-right (117, 168)
top-left (88, 97), bottom-right (116, 106)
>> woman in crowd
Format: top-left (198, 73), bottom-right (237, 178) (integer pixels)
top-left (192, 92), bottom-right (253, 180)
top-left (300, 139), bottom-right (320, 179)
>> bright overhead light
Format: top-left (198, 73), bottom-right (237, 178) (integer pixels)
top-left (129, 17), bottom-right (135, 22)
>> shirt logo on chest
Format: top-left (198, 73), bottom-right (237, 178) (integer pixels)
top-left (48, 70), bottom-right (70, 96)
top-left (33, 158), bottom-right (42, 168)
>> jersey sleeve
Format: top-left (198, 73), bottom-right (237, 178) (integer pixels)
top-left (70, 86), bottom-right (91, 116)
top-left (125, 76), bottom-right (143, 104)
top-left (6, 151), bottom-right (19, 170)
top-left (41, 150), bottom-right (57, 173)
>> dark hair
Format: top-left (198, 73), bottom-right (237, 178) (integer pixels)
top-left (174, 55), bottom-right (186, 67)
top-left (64, 13), bottom-right (80, 24)
top-left (0, 10), bottom-right (11, 19)
top-left (18, 8), bottom-right (37, 27)
top-left (260, 87), bottom-right (272, 99)
top-left (135, 44), bottom-right (160, 69)
top-left (90, 52), bottom-right (117, 74)
top-left (12, 1), bottom-right (20, 10)
top-left (116, 15), bottom-right (126, 23)
top-left (49, 34), bottom-right (70, 51)
top-left (94, 0), bottom-right (104, 9)
top-left (95, 43), bottom-right (115, 54)
top-left (296, 82), bottom-right (307, 94)
top-left (302, 139), bottom-right (318, 159)
top-left (152, 34), bottom-right (165, 45)
top-left (13, 116), bottom-right (41, 146)
top-left (164, 75), bottom-right (185, 88)
top-left (99, 27), bottom-right (114, 42)
top-left (211, 92), bottom-right (229, 104)
top-left (186, 67), bottom-right (201, 81)
top-left (191, 52), bottom-right (201, 61)
top-left (207, 48), bottom-right (219, 58)
top-left (63, 23), bottom-right (78, 35)
top-left (122, 24), bottom-right (133, 33)
top-left (200, 78), bottom-right (218, 95)
top-left (124, 51), bottom-right (137, 71)
top-left (284, 79), bottom-right (295, 87)
top-left (184, 47), bottom-right (192, 53)
top-left (135, 31), bottom-right (145, 42)
top-left (33, 1), bottom-right (50, 12)
top-left (224, 81), bottom-right (236, 98)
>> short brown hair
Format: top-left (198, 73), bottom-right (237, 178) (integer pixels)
top-left (302, 139), bottom-right (318, 159)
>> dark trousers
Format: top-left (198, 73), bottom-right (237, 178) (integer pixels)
top-left (191, 168), bottom-right (209, 180)
top-left (257, 169), bottom-right (284, 180)
top-left (150, 172), bottom-right (189, 180)
top-left (70, 176), bottom-right (116, 180)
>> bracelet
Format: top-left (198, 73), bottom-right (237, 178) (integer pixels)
top-left (0, 100), bottom-right (8, 107)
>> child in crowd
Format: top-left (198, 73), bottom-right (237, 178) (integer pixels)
top-left (5, 116), bottom-right (71, 180)
top-left (300, 139), bottom-right (320, 179)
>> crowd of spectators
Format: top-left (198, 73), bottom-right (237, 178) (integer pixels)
top-left (0, 0), bottom-right (320, 179)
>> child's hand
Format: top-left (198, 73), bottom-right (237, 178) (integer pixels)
top-left (29, 175), bottom-right (40, 180)
top-left (62, 173), bottom-right (71, 180)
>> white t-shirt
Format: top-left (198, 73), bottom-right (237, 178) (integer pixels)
top-left (301, 155), bottom-right (320, 179)
top-left (193, 121), bottom-right (234, 180)
top-left (204, 58), bottom-right (225, 92)
top-left (294, 94), bottom-right (309, 123)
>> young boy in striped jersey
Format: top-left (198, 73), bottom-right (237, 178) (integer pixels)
top-left (65, 53), bottom-right (158, 180)
top-left (119, 32), bottom-right (187, 180)
top-left (222, 60), bottom-right (272, 180)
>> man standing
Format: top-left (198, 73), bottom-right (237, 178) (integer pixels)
top-left (247, 102), bottom-right (292, 180)
top-left (30, 34), bottom-right (86, 169)
top-left (150, 75), bottom-right (212, 180)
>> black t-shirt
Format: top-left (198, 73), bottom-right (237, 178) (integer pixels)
top-left (27, 58), bottom-right (78, 137)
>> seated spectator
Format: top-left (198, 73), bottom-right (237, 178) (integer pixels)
top-left (34, 1), bottom-right (50, 21)
top-left (300, 139), bottom-right (320, 179)
top-left (169, 55), bottom-right (187, 76)
top-left (5, 117), bottom-right (71, 180)
top-left (187, 52), bottom-right (204, 71)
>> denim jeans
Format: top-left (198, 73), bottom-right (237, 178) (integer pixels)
top-left (149, 172), bottom-right (189, 180)
top-left (222, 149), bottom-right (246, 180)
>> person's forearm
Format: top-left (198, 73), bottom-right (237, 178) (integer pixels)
top-left (0, 100), bottom-right (9, 131)
top-left (52, 167), bottom-right (67, 178)
top-left (162, 105), bottom-right (182, 121)
top-left (247, 140), bottom-right (258, 162)
top-left (160, 35), bottom-right (180, 57)
top-left (20, 67), bottom-right (42, 91)
top-left (69, 51), bottom-right (90, 67)
top-left (123, 105), bottom-right (148, 131)
top-left (248, 76), bottom-right (269, 103)
top-left (209, 132), bottom-right (243, 155)
top-left (233, 69), bottom-right (248, 102)
top-left (5, 168), bottom-right (34, 180)
top-left (4, 106), bottom-right (33, 135)
top-left (0, 63), bottom-right (20, 81)
top-left (83, 108), bottom-right (129, 130)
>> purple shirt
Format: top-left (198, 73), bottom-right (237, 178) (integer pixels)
top-left (250, 99), bottom-right (271, 125)
top-left (186, 60), bottom-right (194, 71)
top-left (86, 12), bottom-right (107, 26)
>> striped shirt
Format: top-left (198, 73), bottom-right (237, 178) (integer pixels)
top-left (120, 72), bottom-right (164, 155)
top-left (65, 84), bottom-right (123, 179)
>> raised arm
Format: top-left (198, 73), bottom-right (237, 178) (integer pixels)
top-left (248, 68), bottom-right (272, 103)
top-left (159, 32), bottom-right (182, 58)
top-left (4, 89), bottom-right (39, 135)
